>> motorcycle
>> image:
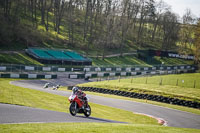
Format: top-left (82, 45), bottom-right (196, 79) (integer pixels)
top-left (68, 93), bottom-right (91, 117)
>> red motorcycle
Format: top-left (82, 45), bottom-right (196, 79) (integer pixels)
top-left (68, 93), bottom-right (91, 117)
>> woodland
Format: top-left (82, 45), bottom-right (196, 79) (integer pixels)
top-left (0, 0), bottom-right (199, 63)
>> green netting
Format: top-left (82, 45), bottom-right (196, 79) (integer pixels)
top-left (31, 49), bottom-right (53, 59)
top-left (65, 51), bottom-right (85, 61)
top-left (47, 50), bottom-right (72, 60)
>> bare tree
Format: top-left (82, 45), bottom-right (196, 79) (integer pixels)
top-left (86, 0), bottom-right (96, 55)
top-left (66, 0), bottom-right (76, 45)
top-left (3, 0), bottom-right (12, 19)
top-left (161, 11), bottom-right (180, 50)
top-left (93, 0), bottom-right (104, 58)
top-left (0, 0), bottom-right (194, 57)
top-left (179, 8), bottom-right (195, 52)
top-left (53, 0), bottom-right (66, 33)
top-left (194, 20), bottom-right (200, 65)
top-left (83, 0), bottom-right (91, 42)
top-left (119, 0), bottom-right (131, 56)
top-left (151, 0), bottom-right (170, 41)
top-left (45, 0), bottom-right (53, 31)
top-left (40, 0), bottom-right (45, 24)
top-left (101, 0), bottom-right (112, 60)
top-left (137, 0), bottom-right (155, 44)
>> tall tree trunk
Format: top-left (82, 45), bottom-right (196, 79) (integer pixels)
top-left (34, 0), bottom-right (37, 21)
top-left (40, 0), bottom-right (45, 24)
top-left (151, 18), bottom-right (159, 41)
top-left (137, 15), bottom-right (144, 43)
top-left (83, 0), bottom-right (90, 42)
top-left (4, 0), bottom-right (12, 18)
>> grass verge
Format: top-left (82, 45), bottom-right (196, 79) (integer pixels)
top-left (91, 56), bottom-right (193, 66)
top-left (0, 78), bottom-right (199, 132)
top-left (79, 73), bottom-right (200, 102)
top-left (76, 73), bottom-right (200, 115)
top-left (0, 123), bottom-right (199, 133)
top-left (91, 55), bottom-right (150, 66)
top-left (0, 52), bottom-right (193, 67)
top-left (0, 53), bottom-right (42, 66)
top-left (81, 90), bottom-right (200, 115)
top-left (58, 87), bottom-right (200, 115)
top-left (0, 78), bottom-right (158, 125)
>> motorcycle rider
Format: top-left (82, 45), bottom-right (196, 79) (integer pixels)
top-left (72, 86), bottom-right (88, 107)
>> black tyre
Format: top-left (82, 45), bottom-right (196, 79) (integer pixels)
top-left (84, 105), bottom-right (91, 117)
top-left (69, 102), bottom-right (77, 116)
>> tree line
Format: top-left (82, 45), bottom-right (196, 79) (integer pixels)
top-left (0, 0), bottom-right (199, 63)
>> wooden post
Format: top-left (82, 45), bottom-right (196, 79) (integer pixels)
top-left (131, 77), bottom-right (133, 83)
top-left (194, 80), bottom-right (196, 88)
top-left (176, 79), bottom-right (179, 86)
top-left (146, 77), bottom-right (148, 84)
top-left (160, 78), bottom-right (162, 85)
top-left (118, 76), bottom-right (120, 83)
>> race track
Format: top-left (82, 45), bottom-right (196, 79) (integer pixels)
top-left (3, 79), bottom-right (200, 129)
top-left (0, 103), bottom-right (124, 124)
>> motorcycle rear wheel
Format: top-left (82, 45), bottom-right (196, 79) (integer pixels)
top-left (84, 105), bottom-right (91, 117)
top-left (69, 102), bottom-right (77, 116)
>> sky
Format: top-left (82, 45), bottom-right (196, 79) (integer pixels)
top-left (155, 0), bottom-right (200, 17)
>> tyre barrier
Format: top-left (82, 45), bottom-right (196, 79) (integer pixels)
top-left (68, 86), bottom-right (200, 109)
top-left (0, 73), bottom-right (57, 79)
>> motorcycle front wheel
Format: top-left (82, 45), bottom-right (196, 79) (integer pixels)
top-left (84, 105), bottom-right (91, 117)
top-left (69, 102), bottom-right (77, 116)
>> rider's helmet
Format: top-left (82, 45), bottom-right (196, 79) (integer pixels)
top-left (72, 86), bottom-right (79, 94)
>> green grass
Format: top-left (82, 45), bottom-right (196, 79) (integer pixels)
top-left (91, 55), bottom-right (151, 66)
top-left (58, 86), bottom-right (200, 115)
top-left (153, 56), bottom-right (194, 65)
top-left (0, 79), bottom-right (199, 132)
top-left (0, 78), bottom-right (158, 125)
top-left (0, 123), bottom-right (199, 133)
top-left (75, 90), bottom-right (200, 115)
top-left (91, 55), bottom-right (194, 67)
top-left (79, 73), bottom-right (200, 103)
top-left (0, 51), bottom-right (193, 67)
top-left (0, 53), bottom-right (42, 66)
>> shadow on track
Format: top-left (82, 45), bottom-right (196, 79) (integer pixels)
top-left (75, 115), bottom-right (127, 124)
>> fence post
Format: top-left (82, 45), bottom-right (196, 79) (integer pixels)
top-left (118, 76), bottom-right (120, 83)
top-left (176, 79), bottom-right (179, 86)
top-left (194, 80), bottom-right (196, 88)
top-left (160, 77), bottom-right (162, 85)
top-left (131, 77), bottom-right (133, 83)
top-left (146, 77), bottom-right (148, 84)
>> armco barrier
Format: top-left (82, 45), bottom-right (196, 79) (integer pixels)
top-left (0, 64), bottom-right (197, 73)
top-left (68, 87), bottom-right (200, 109)
top-left (0, 73), bottom-right (57, 79)
top-left (68, 68), bottom-right (196, 79)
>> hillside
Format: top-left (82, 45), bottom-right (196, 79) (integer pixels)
top-left (0, 0), bottom-right (198, 67)
top-left (0, 51), bottom-right (194, 67)
top-left (0, 1), bottom-right (197, 55)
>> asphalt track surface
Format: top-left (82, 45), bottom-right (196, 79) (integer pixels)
top-left (2, 79), bottom-right (200, 129)
top-left (0, 103), bottom-right (124, 124)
